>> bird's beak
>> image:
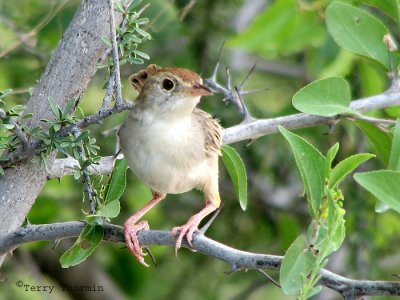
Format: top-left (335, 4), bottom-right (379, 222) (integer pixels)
top-left (188, 83), bottom-right (213, 97)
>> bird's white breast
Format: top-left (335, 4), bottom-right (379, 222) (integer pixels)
top-left (119, 111), bottom-right (210, 194)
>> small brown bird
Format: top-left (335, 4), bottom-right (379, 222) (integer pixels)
top-left (119, 64), bottom-right (222, 266)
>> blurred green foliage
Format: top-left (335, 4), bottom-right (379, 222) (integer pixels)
top-left (2, 0), bottom-right (400, 299)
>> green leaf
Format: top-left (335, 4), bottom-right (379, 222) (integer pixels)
top-left (123, 33), bottom-right (141, 43)
top-left (96, 63), bottom-right (109, 69)
top-left (60, 224), bottom-right (103, 268)
top-left (136, 18), bottom-right (149, 25)
top-left (325, 143), bottom-right (339, 178)
top-left (101, 36), bottom-right (112, 48)
top-left (397, 0), bottom-right (400, 23)
top-left (329, 153), bottom-right (375, 189)
top-left (98, 159), bottom-right (129, 218)
top-left (97, 201), bottom-right (120, 219)
top-left (75, 130), bottom-right (90, 142)
top-left (221, 145), bottom-right (248, 210)
top-left (388, 119), bottom-right (400, 171)
top-left (127, 57), bottom-right (144, 65)
top-left (292, 77), bottom-right (357, 117)
top-left (114, 0), bottom-right (125, 13)
top-left (48, 97), bottom-right (61, 120)
top-left (353, 0), bottom-right (398, 21)
top-left (127, 0), bottom-right (142, 12)
top-left (64, 97), bottom-right (77, 116)
top-left (133, 50), bottom-right (150, 60)
top-left (327, 198), bottom-right (346, 254)
top-left (326, 2), bottom-right (390, 69)
top-left (280, 235), bottom-right (317, 295)
top-left (355, 120), bottom-right (391, 165)
top-left (135, 27), bottom-right (151, 39)
top-left (279, 126), bottom-right (325, 218)
top-left (355, 170), bottom-right (400, 214)
top-left (0, 89), bottom-right (13, 99)
top-left (227, 0), bottom-right (325, 59)
top-left (22, 113), bottom-right (33, 120)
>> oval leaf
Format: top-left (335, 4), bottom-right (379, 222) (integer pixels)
top-left (326, 2), bottom-right (390, 69)
top-left (60, 224), bottom-right (103, 268)
top-left (0, 89), bottom-right (13, 99)
top-left (280, 235), bottom-right (317, 295)
top-left (329, 153), bottom-right (375, 189)
top-left (292, 77), bottom-right (356, 117)
top-left (279, 126), bottom-right (325, 218)
top-left (98, 159), bottom-right (129, 218)
top-left (325, 143), bottom-right (340, 178)
top-left (354, 170), bottom-right (400, 214)
top-left (221, 145), bottom-right (248, 210)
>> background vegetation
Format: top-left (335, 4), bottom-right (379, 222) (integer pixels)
top-left (1, 0), bottom-right (399, 299)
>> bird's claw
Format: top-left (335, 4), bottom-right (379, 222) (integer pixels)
top-left (124, 220), bottom-right (150, 267)
top-left (171, 219), bottom-right (200, 256)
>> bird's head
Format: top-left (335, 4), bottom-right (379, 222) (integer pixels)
top-left (129, 64), bottom-right (213, 117)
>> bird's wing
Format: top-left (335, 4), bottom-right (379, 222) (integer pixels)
top-left (193, 108), bottom-right (222, 156)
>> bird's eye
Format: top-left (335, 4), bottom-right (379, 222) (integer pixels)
top-left (162, 78), bottom-right (175, 91)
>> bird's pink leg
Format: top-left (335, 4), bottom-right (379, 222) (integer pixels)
top-left (172, 199), bottom-right (219, 255)
top-left (124, 192), bottom-right (166, 267)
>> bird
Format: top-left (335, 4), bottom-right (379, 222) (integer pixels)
top-left (118, 64), bottom-right (222, 266)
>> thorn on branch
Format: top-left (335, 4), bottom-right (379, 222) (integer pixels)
top-left (210, 42), bottom-right (225, 82)
top-left (144, 246), bottom-right (157, 268)
top-left (257, 269), bottom-right (281, 288)
top-left (199, 203), bottom-right (224, 234)
top-left (225, 263), bottom-right (239, 274)
top-left (234, 86), bottom-right (255, 123)
top-left (205, 45), bottom-right (259, 123)
top-left (239, 61), bottom-right (257, 91)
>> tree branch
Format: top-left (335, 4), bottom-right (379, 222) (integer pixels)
top-left (48, 155), bottom-right (116, 179)
top-left (0, 1), bottom-right (127, 266)
top-left (223, 88), bottom-right (400, 144)
top-left (1, 221), bottom-right (399, 298)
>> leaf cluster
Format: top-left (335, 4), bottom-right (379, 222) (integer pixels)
top-left (98, 0), bottom-right (151, 69)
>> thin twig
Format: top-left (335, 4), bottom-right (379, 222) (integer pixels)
top-left (12, 123), bottom-right (29, 145)
top-left (223, 88), bottom-right (400, 144)
top-left (77, 101), bottom-right (132, 129)
top-left (180, 0), bottom-right (197, 20)
top-left (109, 0), bottom-right (123, 108)
top-left (48, 155), bottom-right (117, 179)
top-left (0, 109), bottom-right (6, 119)
top-left (101, 72), bottom-right (116, 111)
top-left (0, 110), bottom-right (29, 145)
top-left (71, 127), bottom-right (97, 214)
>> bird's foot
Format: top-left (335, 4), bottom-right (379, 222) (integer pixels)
top-left (171, 216), bottom-right (201, 255)
top-left (124, 220), bottom-right (150, 267)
